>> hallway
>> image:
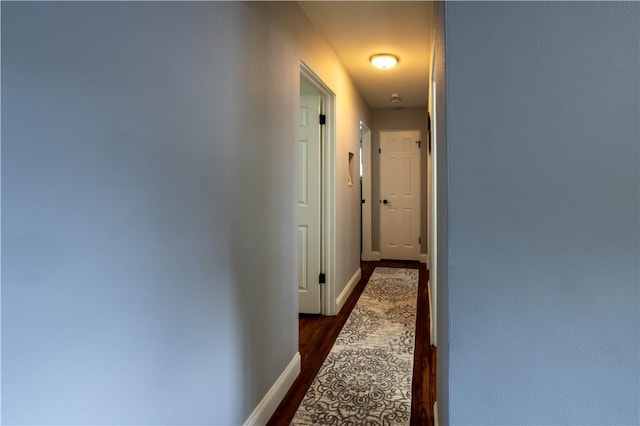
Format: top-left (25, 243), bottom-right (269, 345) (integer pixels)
top-left (268, 260), bottom-right (436, 425)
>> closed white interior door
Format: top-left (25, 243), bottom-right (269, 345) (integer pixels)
top-left (298, 94), bottom-right (322, 313)
top-left (380, 130), bottom-right (421, 261)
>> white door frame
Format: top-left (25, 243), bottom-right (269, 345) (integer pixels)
top-left (360, 122), bottom-right (374, 261)
top-left (428, 50), bottom-right (438, 347)
top-left (300, 62), bottom-right (337, 316)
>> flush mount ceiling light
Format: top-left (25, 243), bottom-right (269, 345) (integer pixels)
top-left (370, 54), bottom-right (398, 70)
top-left (390, 93), bottom-right (402, 103)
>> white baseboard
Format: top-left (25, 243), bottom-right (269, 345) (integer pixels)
top-left (336, 267), bottom-right (361, 314)
top-left (370, 251), bottom-right (426, 264)
top-left (361, 252), bottom-right (376, 261)
top-left (428, 280), bottom-right (434, 346)
top-left (434, 401), bottom-right (439, 426)
top-left (244, 352), bottom-right (301, 425)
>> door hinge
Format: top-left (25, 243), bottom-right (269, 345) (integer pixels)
top-left (319, 114), bottom-right (326, 125)
top-left (378, 148), bottom-right (381, 154)
top-left (419, 237), bottom-right (421, 244)
top-left (361, 199), bottom-right (366, 204)
top-left (416, 140), bottom-right (421, 148)
top-left (319, 273), bottom-right (326, 284)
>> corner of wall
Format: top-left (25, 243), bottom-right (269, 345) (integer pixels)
top-left (336, 267), bottom-right (362, 315)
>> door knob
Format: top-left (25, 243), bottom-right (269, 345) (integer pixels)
top-left (383, 199), bottom-right (391, 205)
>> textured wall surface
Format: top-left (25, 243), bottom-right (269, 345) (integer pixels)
top-left (2, 2), bottom-right (369, 424)
top-left (444, 2), bottom-right (639, 424)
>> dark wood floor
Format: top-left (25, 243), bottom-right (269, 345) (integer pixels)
top-left (267, 260), bottom-right (437, 426)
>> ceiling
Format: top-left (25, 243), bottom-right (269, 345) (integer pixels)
top-left (299, 1), bottom-right (434, 109)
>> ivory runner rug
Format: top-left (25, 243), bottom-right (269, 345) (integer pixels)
top-left (292, 267), bottom-right (419, 425)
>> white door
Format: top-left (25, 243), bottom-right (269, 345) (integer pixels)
top-left (380, 130), bottom-right (421, 261)
top-left (298, 94), bottom-right (322, 314)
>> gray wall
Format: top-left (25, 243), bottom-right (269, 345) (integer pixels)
top-left (1, 2), bottom-right (369, 424)
top-left (370, 107), bottom-right (428, 253)
top-left (444, 2), bottom-right (639, 424)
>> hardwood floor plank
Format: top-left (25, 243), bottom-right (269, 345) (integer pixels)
top-left (411, 263), bottom-right (433, 426)
top-left (267, 261), bottom-right (436, 426)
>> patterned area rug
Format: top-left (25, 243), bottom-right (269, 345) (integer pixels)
top-left (292, 267), bottom-right (419, 425)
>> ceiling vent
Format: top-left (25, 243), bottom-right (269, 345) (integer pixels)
top-left (390, 93), bottom-right (402, 103)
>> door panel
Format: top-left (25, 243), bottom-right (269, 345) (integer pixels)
top-left (298, 94), bottom-right (322, 314)
top-left (380, 130), bottom-right (421, 261)
top-left (298, 226), bottom-right (308, 292)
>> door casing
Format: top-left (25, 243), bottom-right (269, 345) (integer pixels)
top-left (429, 81), bottom-right (438, 346)
top-left (360, 122), bottom-right (374, 261)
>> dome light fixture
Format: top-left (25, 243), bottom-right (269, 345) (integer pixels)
top-left (370, 54), bottom-right (398, 70)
